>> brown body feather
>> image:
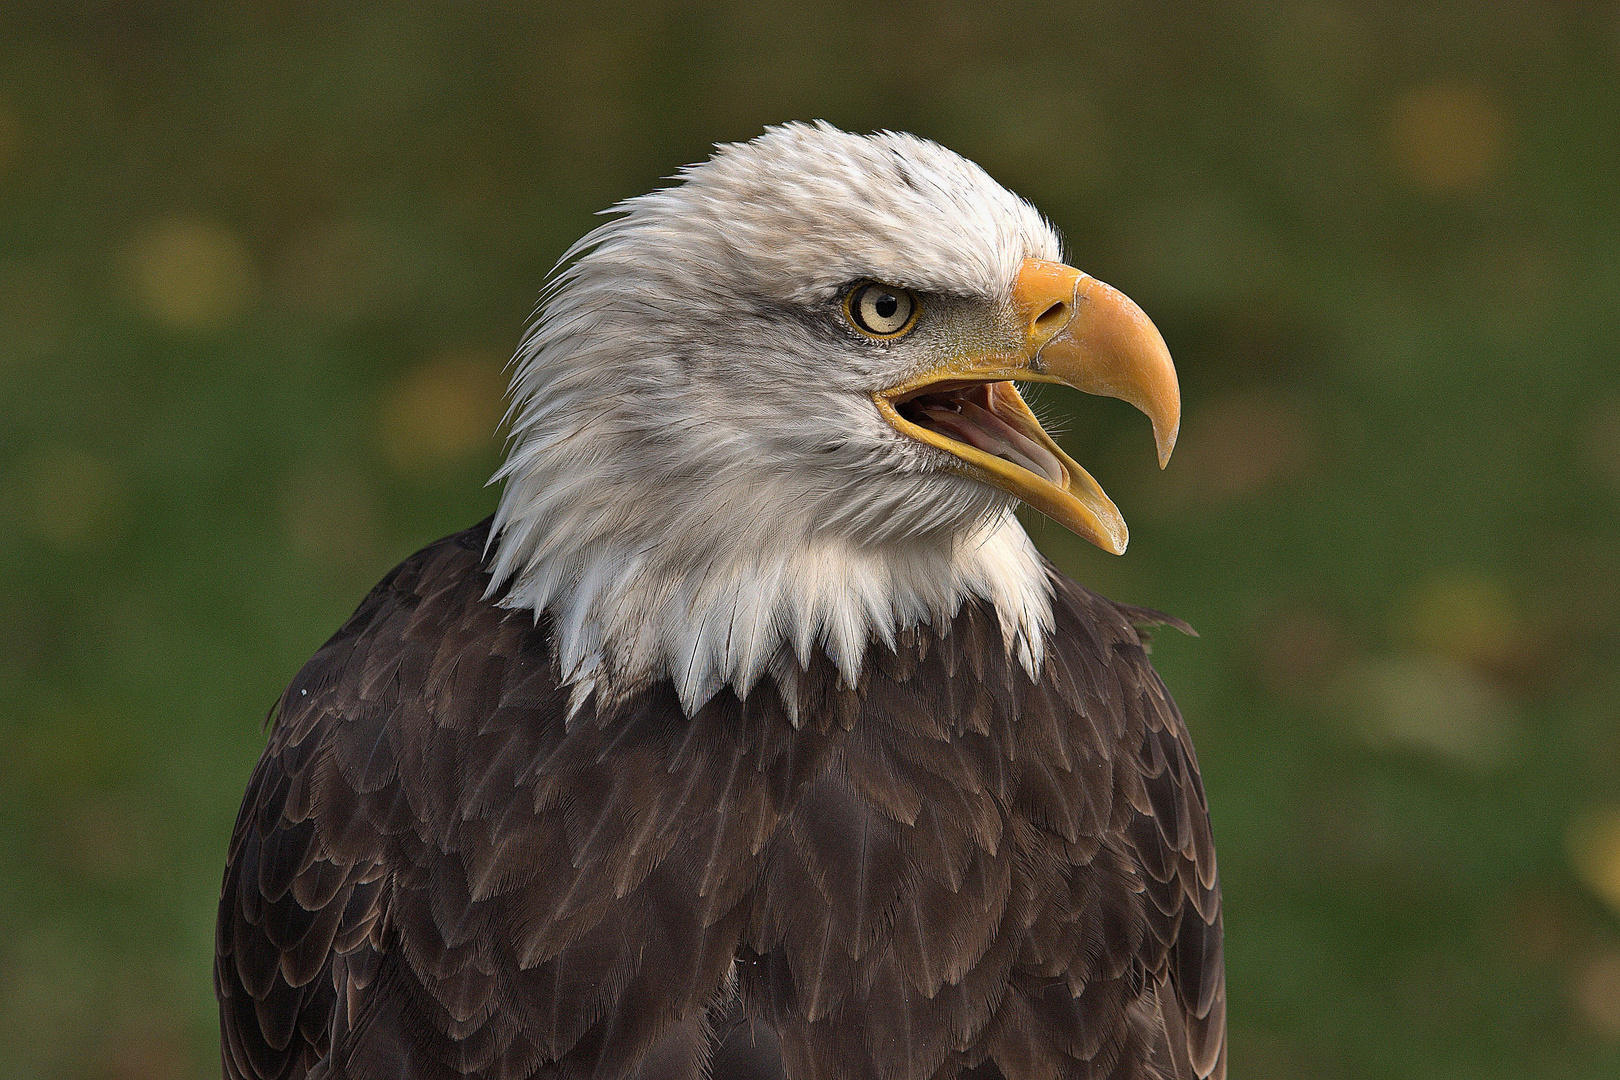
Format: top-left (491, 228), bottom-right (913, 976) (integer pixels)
top-left (216, 521), bottom-right (1224, 1080)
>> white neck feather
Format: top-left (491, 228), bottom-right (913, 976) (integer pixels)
top-left (488, 502), bottom-right (1053, 718)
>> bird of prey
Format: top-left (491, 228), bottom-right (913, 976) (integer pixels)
top-left (217, 122), bottom-right (1223, 1080)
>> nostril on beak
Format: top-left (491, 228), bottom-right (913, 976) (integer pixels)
top-left (1033, 301), bottom-right (1070, 338)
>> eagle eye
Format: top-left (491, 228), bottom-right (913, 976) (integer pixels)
top-left (844, 282), bottom-right (920, 339)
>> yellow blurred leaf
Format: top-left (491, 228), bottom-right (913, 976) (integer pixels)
top-left (378, 349), bottom-right (507, 476)
top-left (122, 217), bottom-right (257, 331)
top-left (1583, 396), bottom-right (1620, 496)
top-left (1396, 570), bottom-right (1526, 673)
top-left (1569, 805), bottom-right (1620, 917)
top-left (1571, 948), bottom-right (1620, 1040)
top-left (1344, 654), bottom-right (1518, 770)
top-left (1389, 82), bottom-right (1509, 193)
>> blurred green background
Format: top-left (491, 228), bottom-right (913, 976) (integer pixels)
top-left (2, 2), bottom-right (1618, 1077)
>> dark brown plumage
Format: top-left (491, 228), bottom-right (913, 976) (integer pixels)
top-left (216, 520), bottom-right (1223, 1080)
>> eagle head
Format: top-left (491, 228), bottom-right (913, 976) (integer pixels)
top-left (487, 122), bottom-right (1179, 714)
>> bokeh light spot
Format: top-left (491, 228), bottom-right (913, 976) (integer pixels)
top-left (1389, 82), bottom-right (1509, 193)
top-left (1396, 570), bottom-right (1526, 674)
top-left (1343, 654), bottom-right (1518, 769)
top-left (1572, 948), bottom-right (1620, 1040)
top-left (378, 349), bottom-right (507, 476)
top-left (16, 444), bottom-right (124, 549)
top-left (1568, 805), bottom-right (1620, 917)
top-left (1583, 396), bottom-right (1620, 496)
top-left (122, 217), bottom-right (257, 331)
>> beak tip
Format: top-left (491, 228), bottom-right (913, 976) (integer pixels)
top-left (1154, 422), bottom-right (1179, 470)
top-left (1100, 518), bottom-right (1129, 556)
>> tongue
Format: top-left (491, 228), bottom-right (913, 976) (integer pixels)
top-left (916, 391), bottom-right (1069, 486)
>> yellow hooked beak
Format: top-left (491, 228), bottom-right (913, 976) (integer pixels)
top-left (873, 259), bottom-right (1179, 554)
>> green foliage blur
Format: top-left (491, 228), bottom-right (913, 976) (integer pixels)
top-left (2, 2), bottom-right (1618, 1077)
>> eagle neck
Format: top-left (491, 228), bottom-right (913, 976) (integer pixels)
top-left (485, 508), bottom-right (1054, 719)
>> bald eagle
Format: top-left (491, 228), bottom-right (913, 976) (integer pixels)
top-left (217, 123), bottom-right (1224, 1080)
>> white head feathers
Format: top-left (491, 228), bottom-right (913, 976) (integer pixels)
top-left (487, 122), bottom-right (1065, 716)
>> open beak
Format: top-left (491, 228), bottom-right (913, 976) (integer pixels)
top-left (873, 259), bottom-right (1179, 554)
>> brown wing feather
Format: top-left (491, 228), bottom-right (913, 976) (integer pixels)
top-left (217, 523), bottom-right (776, 1080)
top-left (1051, 573), bottom-right (1226, 1080)
top-left (217, 526), bottom-right (1224, 1080)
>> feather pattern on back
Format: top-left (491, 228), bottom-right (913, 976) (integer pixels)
top-left (217, 521), bottom-right (1224, 1080)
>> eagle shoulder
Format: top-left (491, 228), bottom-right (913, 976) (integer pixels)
top-left (220, 521), bottom-right (826, 1080)
top-left (1046, 569), bottom-right (1226, 1080)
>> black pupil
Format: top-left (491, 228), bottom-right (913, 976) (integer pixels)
top-left (874, 293), bottom-right (899, 319)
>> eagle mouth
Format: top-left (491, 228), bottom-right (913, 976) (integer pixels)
top-left (871, 258), bottom-right (1179, 556)
top-left (895, 381), bottom-right (1069, 488)
top-left (875, 373), bottom-right (1130, 554)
